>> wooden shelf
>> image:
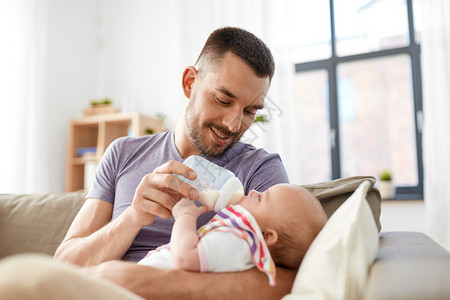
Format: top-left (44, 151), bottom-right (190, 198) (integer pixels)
top-left (70, 156), bottom-right (100, 165)
top-left (65, 112), bottom-right (163, 192)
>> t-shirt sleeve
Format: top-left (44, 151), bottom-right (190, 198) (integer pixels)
top-left (246, 154), bottom-right (289, 193)
top-left (85, 137), bottom-right (125, 204)
top-left (197, 231), bottom-right (255, 273)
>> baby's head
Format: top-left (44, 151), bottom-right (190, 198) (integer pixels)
top-left (238, 184), bottom-right (328, 268)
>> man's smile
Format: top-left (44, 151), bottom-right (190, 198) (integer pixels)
top-left (210, 127), bottom-right (231, 146)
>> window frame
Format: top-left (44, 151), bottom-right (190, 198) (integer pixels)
top-left (294, 0), bottom-right (423, 199)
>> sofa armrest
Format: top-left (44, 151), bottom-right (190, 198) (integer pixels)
top-left (366, 231), bottom-right (450, 300)
top-left (0, 192), bottom-right (86, 259)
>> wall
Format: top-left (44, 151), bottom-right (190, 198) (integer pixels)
top-left (381, 200), bottom-right (426, 233)
top-left (39, 0), bottom-right (99, 192)
top-left (379, 200), bottom-right (448, 251)
top-left (97, 0), bottom-right (189, 127)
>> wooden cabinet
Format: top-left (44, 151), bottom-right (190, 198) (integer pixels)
top-left (65, 113), bottom-right (163, 192)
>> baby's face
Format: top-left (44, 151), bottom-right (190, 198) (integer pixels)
top-left (238, 184), bottom-right (307, 229)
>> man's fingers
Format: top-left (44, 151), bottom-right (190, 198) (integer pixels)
top-left (131, 160), bottom-right (202, 223)
top-left (153, 160), bottom-right (197, 181)
top-left (136, 190), bottom-right (173, 219)
top-left (143, 173), bottom-right (198, 200)
top-left (198, 205), bottom-right (210, 214)
top-left (140, 185), bottom-right (177, 207)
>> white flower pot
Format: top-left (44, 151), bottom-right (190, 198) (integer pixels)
top-left (378, 181), bottom-right (395, 199)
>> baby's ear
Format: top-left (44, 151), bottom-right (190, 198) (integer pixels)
top-left (263, 229), bottom-right (278, 246)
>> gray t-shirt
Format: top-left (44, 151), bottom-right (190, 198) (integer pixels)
top-left (87, 129), bottom-right (289, 261)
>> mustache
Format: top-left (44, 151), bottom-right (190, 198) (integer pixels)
top-left (208, 122), bottom-right (240, 139)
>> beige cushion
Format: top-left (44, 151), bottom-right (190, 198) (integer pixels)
top-left (283, 180), bottom-right (379, 300)
top-left (0, 192), bottom-right (86, 259)
top-left (302, 176), bottom-right (382, 232)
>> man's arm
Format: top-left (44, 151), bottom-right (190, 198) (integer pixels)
top-left (54, 198), bottom-right (142, 266)
top-left (85, 260), bottom-right (297, 300)
top-left (54, 160), bottom-right (200, 266)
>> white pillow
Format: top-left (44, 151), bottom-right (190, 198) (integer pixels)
top-left (283, 180), bottom-right (379, 300)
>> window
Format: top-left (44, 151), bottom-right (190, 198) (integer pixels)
top-left (290, 0), bottom-right (422, 199)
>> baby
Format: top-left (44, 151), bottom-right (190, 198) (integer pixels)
top-left (138, 183), bottom-right (328, 286)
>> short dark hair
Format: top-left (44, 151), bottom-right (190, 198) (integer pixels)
top-left (195, 27), bottom-right (275, 80)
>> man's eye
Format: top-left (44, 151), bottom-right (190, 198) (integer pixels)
top-left (244, 109), bottom-right (257, 116)
top-left (215, 97), bottom-right (229, 105)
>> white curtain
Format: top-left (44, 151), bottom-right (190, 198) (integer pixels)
top-left (0, 0), bottom-right (45, 193)
top-left (0, 0), bottom-right (99, 193)
top-left (422, 0), bottom-right (450, 251)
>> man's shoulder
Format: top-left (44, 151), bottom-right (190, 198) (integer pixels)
top-left (228, 141), bottom-right (278, 162)
top-left (112, 130), bottom-right (172, 150)
top-left (222, 142), bottom-right (288, 192)
top-left (219, 141), bottom-right (285, 176)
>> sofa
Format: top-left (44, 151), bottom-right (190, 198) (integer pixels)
top-left (1, 176), bottom-right (449, 299)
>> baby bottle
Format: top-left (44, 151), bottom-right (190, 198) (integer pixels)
top-left (176, 155), bottom-right (244, 211)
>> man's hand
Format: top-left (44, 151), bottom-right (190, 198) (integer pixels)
top-left (83, 260), bottom-right (297, 300)
top-left (128, 160), bottom-right (200, 227)
top-left (54, 160), bottom-right (201, 267)
top-left (83, 260), bottom-right (190, 299)
top-left (83, 260), bottom-right (142, 290)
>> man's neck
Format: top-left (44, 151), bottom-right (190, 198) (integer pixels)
top-left (174, 118), bottom-right (199, 159)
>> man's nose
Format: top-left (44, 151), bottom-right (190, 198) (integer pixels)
top-left (223, 108), bottom-right (243, 133)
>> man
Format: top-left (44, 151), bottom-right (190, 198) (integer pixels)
top-left (0, 27), bottom-right (296, 299)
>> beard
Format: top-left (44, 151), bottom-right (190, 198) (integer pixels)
top-left (185, 99), bottom-right (244, 157)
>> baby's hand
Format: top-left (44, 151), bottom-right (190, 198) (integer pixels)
top-left (172, 198), bottom-right (209, 220)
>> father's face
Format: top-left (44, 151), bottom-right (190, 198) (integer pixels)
top-left (185, 52), bottom-right (270, 157)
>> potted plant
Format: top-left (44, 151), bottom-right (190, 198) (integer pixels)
top-left (83, 97), bottom-right (117, 116)
top-left (378, 170), bottom-right (395, 199)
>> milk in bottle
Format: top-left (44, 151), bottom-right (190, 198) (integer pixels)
top-left (175, 155), bottom-right (244, 211)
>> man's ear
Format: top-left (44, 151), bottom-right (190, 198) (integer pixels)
top-left (263, 228), bottom-right (278, 247)
top-left (182, 66), bottom-right (198, 99)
